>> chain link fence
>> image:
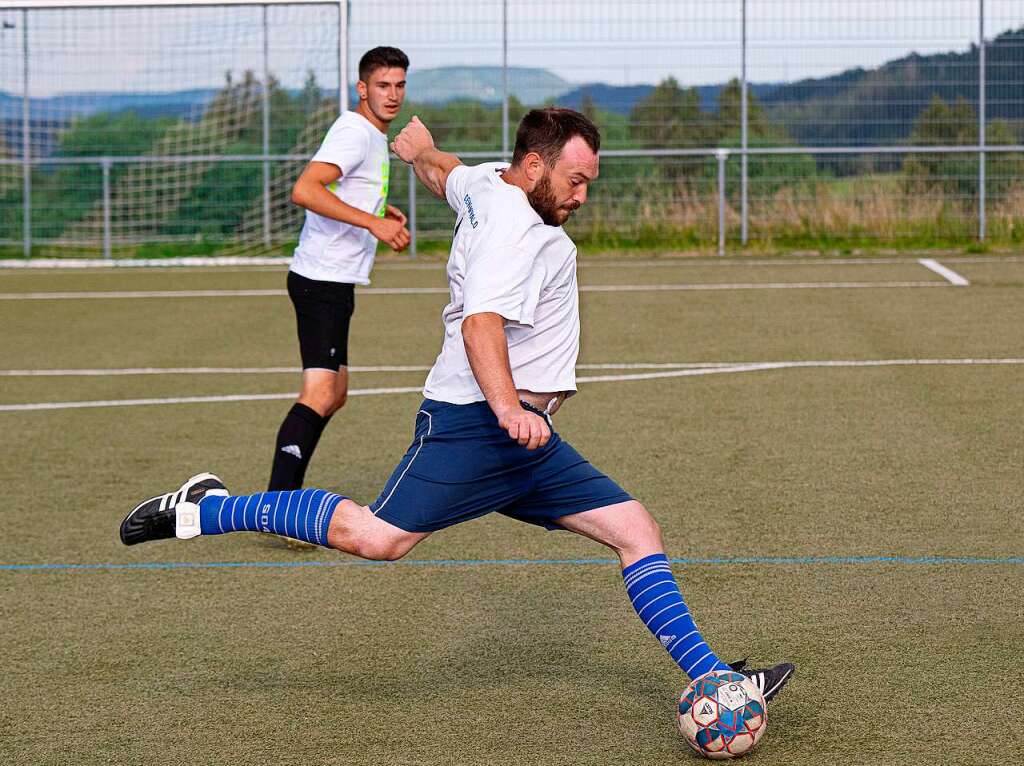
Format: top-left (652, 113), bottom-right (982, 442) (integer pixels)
top-left (0, 0), bottom-right (1022, 258)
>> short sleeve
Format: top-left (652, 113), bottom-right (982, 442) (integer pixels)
top-left (444, 164), bottom-right (471, 213)
top-left (311, 119), bottom-right (370, 175)
top-left (463, 245), bottom-right (545, 328)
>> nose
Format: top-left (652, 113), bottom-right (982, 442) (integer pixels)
top-left (574, 184), bottom-right (588, 206)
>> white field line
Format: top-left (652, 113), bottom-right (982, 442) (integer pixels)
top-left (0, 362), bottom-right (733, 378)
top-left (577, 357), bottom-right (1024, 384)
top-left (0, 365), bottom-right (435, 377)
top-left (0, 385), bottom-right (425, 412)
top-left (0, 287), bottom-right (449, 300)
top-left (579, 281), bottom-right (947, 292)
top-left (3, 255), bottom-right (1023, 271)
top-left (0, 281), bottom-right (953, 301)
top-left (917, 258), bottom-right (970, 286)
top-left (2, 358), bottom-right (1021, 413)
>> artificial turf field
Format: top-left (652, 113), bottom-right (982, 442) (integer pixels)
top-left (2, 255), bottom-right (1023, 765)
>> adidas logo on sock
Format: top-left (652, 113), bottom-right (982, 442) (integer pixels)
top-left (281, 444), bottom-right (302, 459)
top-left (659, 634), bottom-right (676, 647)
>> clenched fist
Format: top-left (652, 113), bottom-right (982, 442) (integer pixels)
top-left (391, 116), bottom-right (435, 164)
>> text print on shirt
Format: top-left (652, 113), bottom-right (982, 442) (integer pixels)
top-left (464, 194), bottom-right (479, 228)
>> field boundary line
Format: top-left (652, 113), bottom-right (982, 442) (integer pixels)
top-left (577, 357), bottom-right (1024, 384)
top-left (3, 554), bottom-right (1024, 573)
top-left (0, 281), bottom-right (953, 301)
top-left (0, 362), bottom-right (732, 378)
top-left (2, 358), bottom-right (1022, 413)
top-left (2, 255), bottom-right (1022, 271)
top-left (918, 258), bottom-right (970, 286)
top-left (0, 385), bottom-right (423, 412)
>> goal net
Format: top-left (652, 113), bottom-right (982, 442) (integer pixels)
top-left (0, 0), bottom-right (341, 257)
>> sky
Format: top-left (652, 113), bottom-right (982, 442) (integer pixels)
top-left (0, 0), bottom-right (1021, 98)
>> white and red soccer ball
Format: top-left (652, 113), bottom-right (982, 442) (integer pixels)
top-left (677, 670), bottom-right (767, 759)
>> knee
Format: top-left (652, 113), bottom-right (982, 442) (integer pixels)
top-left (300, 383), bottom-right (342, 417)
top-left (327, 389), bottom-right (348, 416)
top-left (351, 536), bottom-right (409, 562)
top-left (624, 502), bottom-right (663, 550)
top-left (319, 381), bottom-right (348, 418)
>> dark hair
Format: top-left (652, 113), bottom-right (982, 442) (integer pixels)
top-left (358, 46), bottom-right (409, 81)
top-left (511, 107), bottom-right (601, 167)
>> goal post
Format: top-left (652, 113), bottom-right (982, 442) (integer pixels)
top-left (0, 0), bottom-right (349, 257)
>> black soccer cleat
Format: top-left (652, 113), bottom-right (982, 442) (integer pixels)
top-left (120, 473), bottom-right (228, 546)
top-left (728, 658), bottom-right (796, 703)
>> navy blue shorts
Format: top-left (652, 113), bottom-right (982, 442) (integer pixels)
top-left (369, 399), bottom-right (633, 533)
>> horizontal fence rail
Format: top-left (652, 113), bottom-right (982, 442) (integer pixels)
top-left (2, 145), bottom-right (1021, 258)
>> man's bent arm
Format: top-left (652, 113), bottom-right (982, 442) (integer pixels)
top-left (391, 117), bottom-right (462, 200)
top-left (292, 161), bottom-right (409, 251)
top-left (462, 312), bottom-right (550, 450)
top-left (409, 147), bottom-right (462, 201)
top-left (462, 312), bottom-right (520, 418)
top-left (292, 162), bottom-right (380, 229)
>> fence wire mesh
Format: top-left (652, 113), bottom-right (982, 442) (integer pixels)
top-left (0, 0), bottom-right (1022, 258)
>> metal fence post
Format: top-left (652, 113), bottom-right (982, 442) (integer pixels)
top-left (101, 159), bottom-right (112, 260)
top-left (261, 4), bottom-right (272, 249)
top-left (408, 162), bottom-right (417, 259)
top-left (717, 149), bottom-right (728, 256)
top-left (338, 0), bottom-right (349, 112)
top-left (501, 0), bottom-right (509, 157)
top-left (978, 0), bottom-right (986, 240)
top-left (21, 8), bottom-right (30, 258)
top-left (740, 0), bottom-right (749, 246)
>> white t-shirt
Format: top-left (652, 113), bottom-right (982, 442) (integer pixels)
top-left (423, 162), bottom-right (581, 405)
top-left (290, 110), bottom-right (390, 285)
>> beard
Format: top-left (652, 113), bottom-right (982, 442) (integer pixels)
top-left (527, 173), bottom-right (579, 226)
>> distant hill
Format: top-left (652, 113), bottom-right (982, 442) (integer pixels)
top-left (407, 66), bottom-right (570, 105)
top-left (0, 89), bottom-right (218, 121)
top-left (0, 66), bottom-right (571, 124)
top-left (557, 82), bottom-right (783, 115)
top-left (762, 25), bottom-right (1024, 144)
top-left (2, 26), bottom-right (1022, 157)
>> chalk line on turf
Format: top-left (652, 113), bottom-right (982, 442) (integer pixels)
top-left (0, 362), bottom-right (733, 377)
top-left (2, 358), bottom-right (1022, 413)
top-left (2, 254), bottom-right (1022, 271)
top-left (3, 554), bottom-right (1024, 573)
top-left (918, 258), bottom-right (970, 286)
top-left (0, 281), bottom-right (953, 300)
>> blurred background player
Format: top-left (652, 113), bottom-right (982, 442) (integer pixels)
top-left (267, 47), bottom-right (411, 543)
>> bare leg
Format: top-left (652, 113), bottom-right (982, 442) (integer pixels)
top-left (557, 499), bottom-right (663, 569)
top-left (326, 499), bottom-right (430, 561)
top-left (297, 367), bottom-right (349, 417)
top-left (558, 500), bottom-right (729, 679)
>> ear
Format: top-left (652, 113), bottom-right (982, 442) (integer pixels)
top-left (523, 151), bottom-right (546, 184)
top-left (356, 80), bottom-right (368, 101)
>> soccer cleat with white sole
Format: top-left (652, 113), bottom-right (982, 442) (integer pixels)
top-left (119, 473), bottom-right (228, 545)
top-left (727, 659), bottom-right (796, 703)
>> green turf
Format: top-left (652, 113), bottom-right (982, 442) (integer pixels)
top-left (2, 257), bottom-right (1023, 764)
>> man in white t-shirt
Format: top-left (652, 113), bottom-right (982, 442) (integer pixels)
top-left (267, 47), bottom-right (411, 508)
top-left (122, 108), bottom-right (794, 704)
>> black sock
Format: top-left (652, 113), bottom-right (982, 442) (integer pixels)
top-left (268, 403), bottom-right (331, 491)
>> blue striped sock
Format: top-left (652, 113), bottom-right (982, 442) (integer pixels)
top-left (197, 489), bottom-right (343, 547)
top-left (622, 553), bottom-right (729, 680)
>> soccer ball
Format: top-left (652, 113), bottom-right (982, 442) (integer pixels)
top-left (677, 670), bottom-right (767, 759)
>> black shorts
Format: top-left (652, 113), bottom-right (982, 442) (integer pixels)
top-left (287, 271), bottom-right (355, 371)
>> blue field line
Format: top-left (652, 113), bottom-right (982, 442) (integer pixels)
top-left (2, 554), bottom-right (1023, 573)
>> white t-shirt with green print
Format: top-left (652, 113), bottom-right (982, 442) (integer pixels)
top-left (291, 110), bottom-right (390, 285)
